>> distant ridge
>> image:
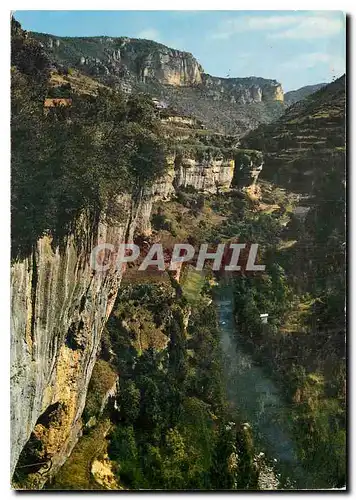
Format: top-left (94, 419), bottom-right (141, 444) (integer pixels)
top-left (284, 83), bottom-right (328, 106)
top-left (30, 29), bottom-right (285, 136)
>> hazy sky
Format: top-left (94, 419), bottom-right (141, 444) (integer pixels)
top-left (14, 10), bottom-right (346, 92)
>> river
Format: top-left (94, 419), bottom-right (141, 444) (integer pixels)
top-left (215, 282), bottom-right (316, 490)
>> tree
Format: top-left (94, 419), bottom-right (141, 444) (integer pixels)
top-left (119, 380), bottom-right (140, 423)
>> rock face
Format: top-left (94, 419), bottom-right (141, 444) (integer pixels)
top-left (10, 196), bottom-right (143, 482)
top-left (137, 151), bottom-right (235, 235)
top-left (174, 155), bottom-right (235, 193)
top-left (34, 34), bottom-right (204, 87)
top-left (201, 75), bottom-right (283, 105)
top-left (99, 38), bottom-right (203, 86)
top-left (10, 145), bottom-right (239, 484)
top-left (232, 150), bottom-right (264, 188)
top-left (128, 45), bottom-right (203, 86)
top-left (33, 32), bottom-right (283, 103)
top-left (31, 31), bottom-right (285, 135)
top-left (91, 454), bottom-right (119, 490)
top-left (99, 376), bottom-right (119, 416)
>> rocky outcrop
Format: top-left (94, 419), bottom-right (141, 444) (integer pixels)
top-left (233, 150), bottom-right (264, 188)
top-left (99, 377), bottom-right (119, 416)
top-left (161, 115), bottom-right (198, 127)
top-left (95, 39), bottom-right (203, 86)
top-left (40, 33), bottom-right (283, 102)
top-left (36, 34), bottom-right (204, 87)
top-left (11, 195), bottom-right (143, 483)
top-left (91, 454), bottom-right (119, 490)
top-left (137, 151), bottom-right (235, 235)
top-left (34, 32), bottom-right (283, 103)
top-left (31, 31), bottom-right (285, 135)
top-left (129, 45), bottom-right (203, 86)
top-left (201, 75), bottom-right (283, 104)
top-left (174, 155), bottom-right (235, 193)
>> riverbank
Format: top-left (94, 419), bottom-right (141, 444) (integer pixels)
top-left (214, 281), bottom-right (320, 490)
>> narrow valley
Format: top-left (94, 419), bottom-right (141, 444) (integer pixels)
top-left (10, 12), bottom-right (346, 491)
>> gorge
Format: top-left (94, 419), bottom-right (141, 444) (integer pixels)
top-left (11, 17), bottom-right (346, 490)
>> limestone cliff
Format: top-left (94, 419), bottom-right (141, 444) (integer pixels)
top-left (201, 74), bottom-right (283, 105)
top-left (11, 196), bottom-right (143, 483)
top-left (33, 34), bottom-right (204, 87)
top-left (10, 147), bottom-right (238, 485)
top-left (174, 155), bottom-right (234, 193)
top-left (31, 30), bottom-right (285, 135)
top-left (135, 150), bottom-right (236, 235)
top-left (33, 32), bottom-right (283, 103)
top-left (89, 38), bottom-right (203, 86)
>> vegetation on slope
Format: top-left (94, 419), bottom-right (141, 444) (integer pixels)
top-left (284, 83), bottom-right (328, 107)
top-left (103, 281), bottom-right (259, 490)
top-left (51, 279), bottom-right (260, 490)
top-left (146, 160), bottom-right (346, 489)
top-left (11, 18), bottom-right (167, 259)
top-left (233, 77), bottom-right (346, 487)
top-left (48, 420), bottom-right (113, 490)
top-left (241, 75), bottom-right (345, 192)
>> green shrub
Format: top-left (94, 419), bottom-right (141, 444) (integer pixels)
top-left (83, 360), bottom-right (117, 422)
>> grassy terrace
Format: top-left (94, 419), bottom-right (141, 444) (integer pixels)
top-left (181, 266), bottom-right (206, 305)
top-left (48, 419), bottom-right (113, 490)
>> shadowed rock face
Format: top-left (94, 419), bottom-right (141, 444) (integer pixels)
top-left (11, 195), bottom-right (143, 484)
top-left (233, 150), bottom-right (264, 188)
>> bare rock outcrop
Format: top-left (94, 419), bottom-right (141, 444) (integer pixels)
top-left (11, 196), bottom-right (142, 481)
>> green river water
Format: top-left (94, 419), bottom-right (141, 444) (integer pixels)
top-left (215, 282), bottom-right (319, 490)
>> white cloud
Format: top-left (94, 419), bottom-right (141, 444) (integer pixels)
top-left (282, 52), bottom-right (345, 75)
top-left (270, 15), bottom-right (344, 40)
top-left (212, 12), bottom-right (344, 41)
top-left (136, 28), bottom-right (161, 41)
top-left (211, 15), bottom-right (299, 40)
top-left (248, 15), bottom-right (300, 30)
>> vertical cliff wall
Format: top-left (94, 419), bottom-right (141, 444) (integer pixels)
top-left (135, 152), bottom-right (236, 235)
top-left (11, 150), bottom-right (244, 485)
top-left (10, 194), bottom-right (145, 482)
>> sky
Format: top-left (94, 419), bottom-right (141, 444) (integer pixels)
top-left (14, 10), bottom-right (346, 92)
